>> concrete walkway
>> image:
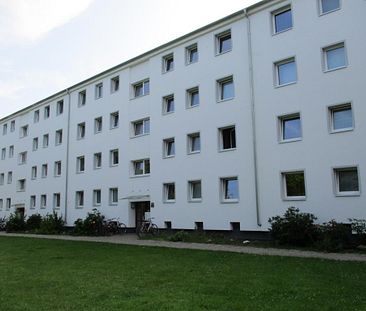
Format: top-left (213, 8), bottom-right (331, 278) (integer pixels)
top-left (1, 232), bottom-right (366, 262)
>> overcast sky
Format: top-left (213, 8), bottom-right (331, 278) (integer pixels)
top-left (0, 0), bottom-right (259, 118)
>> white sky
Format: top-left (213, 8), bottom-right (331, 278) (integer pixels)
top-left (0, 0), bottom-right (259, 118)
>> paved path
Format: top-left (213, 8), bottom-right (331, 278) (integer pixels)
top-left (1, 232), bottom-right (366, 262)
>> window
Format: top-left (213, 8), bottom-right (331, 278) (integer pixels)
top-left (219, 126), bottom-right (236, 150)
top-left (93, 189), bottom-right (101, 206)
top-left (163, 94), bottom-right (175, 114)
top-left (19, 152), bottom-right (27, 165)
top-left (186, 44), bottom-right (198, 64)
top-left (41, 164), bottom-right (48, 178)
top-left (275, 58), bottom-right (297, 86)
top-left (56, 100), bottom-right (64, 115)
top-left (216, 30), bottom-right (232, 54)
top-left (30, 196), bottom-right (36, 209)
top-left (110, 149), bottom-right (119, 166)
top-left (44, 106), bottom-right (50, 119)
top-left (76, 191), bottom-right (84, 208)
top-left (77, 156), bottom-right (85, 173)
top-left (133, 79), bottom-right (150, 98)
top-left (163, 138), bottom-right (175, 158)
top-left (34, 110), bottom-right (40, 123)
top-left (31, 166), bottom-right (37, 179)
top-left (163, 183), bottom-right (175, 202)
top-left (94, 117), bottom-right (103, 133)
top-left (282, 171), bottom-right (306, 200)
top-left (221, 177), bottom-right (239, 202)
top-left (163, 54), bottom-right (174, 73)
top-left (20, 125), bottom-right (29, 138)
top-left (3, 124), bottom-right (7, 135)
top-left (187, 87), bottom-right (199, 108)
top-left (188, 132), bottom-right (200, 154)
top-left (54, 193), bottom-right (61, 209)
top-left (79, 90), bottom-right (86, 107)
top-left (188, 180), bottom-right (202, 201)
top-left (109, 188), bottom-right (118, 205)
top-left (10, 120), bottom-right (15, 132)
top-left (0, 173), bottom-right (4, 185)
top-left (334, 167), bottom-right (360, 196)
top-left (95, 83), bottom-right (103, 99)
top-left (320, 0), bottom-right (340, 14)
top-left (110, 112), bottom-right (119, 129)
top-left (133, 159), bottom-right (150, 176)
top-left (279, 113), bottom-right (302, 142)
top-left (55, 129), bottom-right (63, 145)
top-left (0, 199), bottom-right (2, 211)
top-left (41, 195), bottom-right (47, 208)
top-left (9, 145), bottom-right (14, 158)
top-left (31, 138), bottom-right (38, 151)
top-left (17, 179), bottom-right (26, 192)
top-left (111, 76), bottom-right (119, 93)
top-left (329, 104), bottom-right (353, 132)
top-left (43, 134), bottom-right (49, 148)
top-left (323, 42), bottom-right (347, 71)
top-left (94, 152), bottom-right (102, 169)
top-left (7, 172), bottom-right (12, 184)
top-left (273, 6), bottom-right (292, 34)
top-left (77, 122), bottom-right (86, 139)
top-left (132, 118), bottom-right (150, 136)
top-left (1, 148), bottom-right (5, 160)
top-left (217, 76), bottom-right (234, 101)
top-left (54, 161), bottom-right (62, 176)
top-left (6, 198), bottom-right (11, 211)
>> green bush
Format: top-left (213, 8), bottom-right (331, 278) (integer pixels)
top-left (5, 213), bottom-right (26, 232)
top-left (316, 220), bottom-right (352, 252)
top-left (26, 214), bottom-right (42, 231)
top-left (269, 207), bottom-right (319, 247)
top-left (169, 230), bottom-right (189, 242)
top-left (349, 219), bottom-right (366, 245)
top-left (38, 212), bottom-right (64, 234)
top-left (73, 209), bottom-right (107, 236)
top-left (0, 217), bottom-right (6, 231)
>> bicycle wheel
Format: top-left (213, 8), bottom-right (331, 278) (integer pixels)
top-left (118, 223), bottom-right (127, 234)
top-left (137, 225), bottom-right (146, 238)
top-left (151, 224), bottom-right (159, 236)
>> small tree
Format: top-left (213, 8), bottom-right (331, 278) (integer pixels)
top-left (39, 212), bottom-right (64, 234)
top-left (26, 214), bottom-right (42, 231)
top-left (5, 213), bottom-right (26, 232)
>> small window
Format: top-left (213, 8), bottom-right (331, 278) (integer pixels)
top-left (282, 171), bottom-right (306, 200)
top-left (10, 120), bottom-right (15, 132)
top-left (79, 90), bottom-right (86, 107)
top-left (216, 30), bottom-right (232, 54)
top-left (133, 159), bottom-right (150, 176)
top-left (55, 129), bottom-right (63, 145)
top-left (132, 118), bottom-right (150, 137)
top-left (111, 76), bottom-right (120, 93)
top-left (273, 6), bottom-right (293, 34)
top-left (41, 164), bottom-right (48, 178)
top-left (163, 138), bottom-right (175, 158)
top-left (334, 167), bottom-right (360, 196)
top-left (54, 193), bottom-right (61, 209)
top-left (195, 222), bottom-right (204, 231)
top-left (163, 54), bottom-right (174, 73)
top-left (320, 0), bottom-right (340, 15)
top-left (94, 117), bottom-right (103, 133)
top-left (19, 152), bottom-right (27, 165)
top-left (217, 76), bottom-right (234, 101)
top-left (44, 106), bottom-right (50, 119)
top-left (33, 137), bottom-right (39, 151)
top-left (95, 83), bottom-right (103, 99)
top-left (133, 79), bottom-right (150, 98)
top-left (94, 152), bottom-right (102, 169)
top-left (163, 94), bottom-right (175, 114)
top-left (56, 100), bottom-right (64, 115)
top-left (40, 195), bottom-right (47, 209)
top-left (93, 189), bottom-right (101, 206)
top-left (1, 148), bottom-right (6, 160)
top-left (231, 222), bottom-right (241, 232)
top-left (77, 156), bottom-right (85, 173)
top-left (77, 122), bottom-right (86, 139)
top-left (109, 188), bottom-right (118, 205)
top-left (187, 132), bottom-right (200, 154)
top-left (6, 198), bottom-right (11, 210)
top-left (186, 44), bottom-right (198, 64)
top-left (323, 42), bottom-right (347, 71)
top-left (0, 173), bottom-right (4, 185)
top-left (43, 134), bottom-right (49, 148)
top-left (163, 183), bottom-right (175, 202)
top-left (187, 87), bottom-right (199, 108)
top-left (20, 125), bottom-right (29, 138)
top-left (7, 172), bottom-right (12, 184)
top-left (31, 166), bottom-right (37, 179)
top-left (76, 191), bottom-right (84, 208)
top-left (9, 145), bottom-right (14, 158)
top-left (110, 149), bottom-right (119, 166)
top-left (17, 179), bottom-right (26, 192)
top-left (188, 180), bottom-right (202, 201)
top-left (110, 112), bottom-right (119, 129)
top-left (2, 124), bottom-right (7, 135)
top-left (54, 161), bottom-right (62, 177)
top-left (34, 110), bottom-right (40, 123)
top-left (279, 113), bottom-right (302, 142)
top-left (219, 126), bottom-right (236, 151)
top-left (329, 104), bottom-right (353, 132)
top-left (221, 177), bottom-right (239, 202)
top-left (30, 196), bottom-right (36, 209)
top-left (275, 58), bottom-right (297, 86)
top-left (164, 221), bottom-right (172, 230)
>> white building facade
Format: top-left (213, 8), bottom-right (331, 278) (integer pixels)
top-left (0, 0), bottom-right (365, 232)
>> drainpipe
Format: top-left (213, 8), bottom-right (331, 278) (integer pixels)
top-left (64, 89), bottom-right (71, 224)
top-left (244, 9), bottom-right (262, 227)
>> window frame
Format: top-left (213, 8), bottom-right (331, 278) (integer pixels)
top-left (78, 90), bottom-right (86, 107)
top-left (94, 117), bottom-right (103, 134)
top-left (10, 120), bottom-right (15, 132)
top-left (132, 79), bottom-right (150, 98)
top-left (110, 112), bottom-right (119, 129)
top-left (220, 177), bottom-right (239, 203)
top-left (219, 125), bottom-right (236, 152)
top-left (41, 164), bottom-right (48, 178)
top-left (9, 145), bottom-right (14, 158)
top-left (162, 53), bottom-right (174, 73)
top-left (333, 166), bottom-right (360, 197)
top-left (20, 125), bottom-right (29, 138)
top-left (163, 137), bottom-right (175, 158)
top-left (109, 188), bottom-right (118, 206)
top-left (56, 100), bottom-right (64, 115)
top-left (53, 193), bottom-right (61, 209)
top-left (186, 86), bottom-right (200, 108)
top-left (322, 41), bottom-right (347, 72)
top-left (77, 122), bottom-right (86, 140)
top-left (94, 152), bottom-right (102, 169)
top-left (95, 82), bottom-right (103, 99)
top-left (31, 166), bottom-right (37, 180)
top-left (40, 194), bottom-right (47, 209)
top-left (217, 76), bottom-right (235, 102)
top-left (187, 132), bottom-right (201, 154)
top-left (281, 170), bottom-right (307, 201)
top-left (131, 118), bottom-right (150, 137)
top-left (76, 156), bottom-right (85, 173)
top-left (186, 43), bottom-right (198, 65)
top-left (55, 129), bottom-right (63, 145)
top-left (319, 0), bottom-right (341, 16)
top-left (162, 94), bottom-right (175, 115)
top-left (188, 180), bottom-right (202, 202)
top-left (110, 76), bottom-right (120, 93)
top-left (274, 57), bottom-right (297, 87)
top-left (54, 161), bottom-right (62, 177)
top-left (132, 159), bottom-right (150, 177)
top-left (215, 29), bottom-right (232, 55)
top-left (44, 106), bottom-right (50, 119)
top-left (163, 183), bottom-right (176, 203)
top-left (110, 149), bottom-right (119, 167)
top-left (278, 112), bottom-right (302, 143)
top-left (272, 5), bottom-right (293, 35)
top-left (93, 189), bottom-right (102, 206)
top-left (30, 196), bottom-right (36, 209)
top-left (75, 191), bottom-right (84, 209)
top-left (328, 103), bottom-right (354, 133)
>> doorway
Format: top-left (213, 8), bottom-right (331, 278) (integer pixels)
top-left (132, 201), bottom-right (150, 229)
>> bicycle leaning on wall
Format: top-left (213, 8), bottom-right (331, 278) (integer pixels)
top-left (137, 217), bottom-right (159, 238)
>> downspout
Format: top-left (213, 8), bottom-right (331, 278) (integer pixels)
top-left (244, 9), bottom-right (261, 227)
top-left (64, 89), bottom-right (71, 224)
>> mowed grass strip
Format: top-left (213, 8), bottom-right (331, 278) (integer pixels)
top-left (0, 237), bottom-right (365, 311)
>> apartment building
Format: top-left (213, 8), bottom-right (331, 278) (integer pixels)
top-left (0, 0), bottom-right (365, 232)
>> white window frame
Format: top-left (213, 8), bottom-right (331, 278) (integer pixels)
top-left (34, 110), bottom-right (40, 123)
top-left (162, 53), bottom-right (174, 73)
top-left (0, 173), bottom-right (4, 185)
top-left (131, 118), bottom-right (150, 137)
top-left (56, 100), bottom-right (64, 115)
top-left (76, 191), bottom-right (84, 208)
top-left (110, 149), bottom-right (119, 166)
top-left (33, 138), bottom-right (39, 151)
top-left (328, 103), bottom-right (354, 133)
top-left (274, 57), bottom-right (297, 87)
top-left (44, 106), bottom-right (50, 119)
top-left (55, 129), bottom-right (63, 145)
top-left (333, 166), bottom-right (360, 197)
top-left (7, 172), bottom-right (12, 184)
top-left (132, 159), bottom-right (150, 176)
top-left (215, 29), bottom-right (232, 55)
top-left (77, 122), bottom-right (86, 140)
top-left (188, 180), bottom-right (202, 202)
top-left (94, 117), bottom-right (103, 134)
top-left (30, 196), bottom-right (36, 209)
top-left (217, 76), bottom-right (234, 102)
top-left (272, 5), bottom-right (293, 35)
top-left (10, 120), bottom-right (15, 132)
top-left (163, 183), bottom-right (176, 203)
top-left (278, 113), bottom-right (302, 143)
top-left (186, 87), bottom-right (199, 108)
top-left (186, 43), bottom-right (198, 65)
top-left (281, 170), bottom-right (307, 201)
top-left (78, 90), bottom-right (86, 107)
top-left (9, 145), bottom-right (14, 158)
top-left (93, 189), bottom-right (102, 206)
top-left (109, 188), bottom-right (118, 205)
top-left (41, 164), bottom-right (48, 178)
top-left (1, 148), bottom-right (6, 160)
top-left (54, 161), bottom-right (62, 177)
top-left (132, 79), bottom-right (150, 98)
top-left (53, 193), bottom-right (61, 209)
top-left (2, 124), bottom-right (7, 135)
top-left (17, 179), bottom-right (26, 192)
top-left (322, 42), bottom-right (347, 72)
top-left (220, 177), bottom-right (239, 203)
top-left (319, 0), bottom-right (341, 15)
top-left (31, 166), bottom-right (37, 180)
top-left (110, 76), bottom-right (120, 93)
top-left (43, 134), bottom-right (49, 148)
top-left (163, 138), bottom-right (175, 158)
top-left (76, 156), bottom-right (85, 173)
top-left (18, 152), bottom-right (27, 165)
top-left (95, 83), bottom-right (103, 99)
top-left (162, 94), bottom-right (175, 115)
top-left (110, 112), bottom-right (119, 129)
top-left (94, 152), bottom-right (102, 169)
top-left (40, 194), bottom-right (47, 209)
top-left (187, 132), bottom-right (201, 154)
top-left (20, 125), bottom-right (28, 138)
top-left (219, 125), bottom-right (236, 151)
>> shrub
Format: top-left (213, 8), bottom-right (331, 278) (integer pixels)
top-left (349, 219), bottom-right (366, 245)
top-left (26, 214), bottom-right (42, 231)
top-left (73, 209), bottom-right (107, 236)
top-left (169, 230), bottom-right (189, 242)
top-left (316, 220), bottom-right (352, 252)
top-left (5, 213), bottom-right (26, 232)
top-left (38, 212), bottom-right (64, 234)
top-left (0, 217), bottom-right (6, 231)
top-left (269, 207), bottom-right (319, 246)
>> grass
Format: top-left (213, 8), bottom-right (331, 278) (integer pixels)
top-left (0, 237), bottom-right (366, 311)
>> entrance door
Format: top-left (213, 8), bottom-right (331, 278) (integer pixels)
top-left (15, 207), bottom-right (25, 218)
top-left (134, 201), bottom-right (150, 228)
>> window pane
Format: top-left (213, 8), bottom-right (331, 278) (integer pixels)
top-left (145, 160), bottom-right (150, 174)
top-left (167, 141), bottom-right (175, 156)
top-left (285, 173), bottom-right (305, 197)
top-left (326, 47), bottom-right (345, 70)
top-left (189, 48), bottom-right (198, 63)
top-left (134, 162), bottom-right (144, 175)
top-left (219, 34), bottom-right (232, 53)
top-left (283, 117), bottom-right (301, 140)
top-left (225, 179), bottom-right (238, 199)
top-left (144, 119), bottom-right (150, 134)
top-left (192, 182), bottom-right (201, 199)
top-left (222, 128), bottom-right (236, 149)
top-left (134, 122), bottom-right (143, 135)
top-left (167, 185), bottom-right (175, 200)
top-left (135, 84), bottom-right (143, 97)
top-left (144, 81), bottom-right (150, 95)
top-left (339, 169), bottom-right (359, 192)
top-left (333, 108), bottom-right (352, 130)
top-left (191, 91), bottom-right (199, 106)
top-left (191, 136), bottom-right (200, 152)
top-left (275, 9), bottom-right (292, 33)
top-left (222, 80), bottom-right (234, 100)
top-left (321, 0), bottom-right (340, 13)
top-left (278, 61), bottom-right (296, 85)
top-left (167, 98), bottom-right (174, 112)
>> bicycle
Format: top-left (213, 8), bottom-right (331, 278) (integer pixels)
top-left (104, 218), bottom-right (127, 235)
top-left (137, 217), bottom-right (159, 238)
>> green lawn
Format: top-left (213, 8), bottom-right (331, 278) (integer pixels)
top-left (0, 237), bottom-right (365, 311)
